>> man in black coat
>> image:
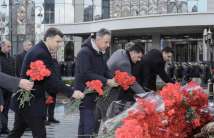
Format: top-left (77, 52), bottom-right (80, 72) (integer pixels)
top-left (8, 28), bottom-right (84, 138)
top-left (74, 28), bottom-right (117, 137)
top-left (0, 40), bottom-right (15, 134)
top-left (46, 50), bottom-right (60, 124)
top-left (15, 40), bottom-right (33, 77)
top-left (140, 47), bottom-right (175, 91)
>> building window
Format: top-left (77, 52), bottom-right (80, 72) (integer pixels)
top-left (43, 0), bottom-right (55, 24)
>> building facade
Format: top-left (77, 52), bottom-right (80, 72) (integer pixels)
top-left (44, 0), bottom-right (213, 63)
top-left (0, 0), bottom-right (35, 55)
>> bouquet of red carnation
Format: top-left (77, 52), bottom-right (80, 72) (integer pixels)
top-left (85, 80), bottom-right (103, 96)
top-left (45, 96), bottom-right (54, 105)
top-left (69, 80), bottom-right (103, 112)
top-left (17, 60), bottom-right (51, 109)
top-left (114, 70), bottom-right (136, 90)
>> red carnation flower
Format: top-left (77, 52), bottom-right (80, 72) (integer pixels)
top-left (26, 60), bottom-right (51, 81)
top-left (114, 70), bottom-right (136, 90)
top-left (86, 80), bottom-right (103, 96)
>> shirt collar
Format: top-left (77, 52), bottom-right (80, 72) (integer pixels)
top-left (91, 39), bottom-right (105, 54)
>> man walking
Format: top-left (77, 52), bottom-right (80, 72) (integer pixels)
top-left (74, 28), bottom-right (117, 137)
top-left (8, 28), bottom-right (84, 138)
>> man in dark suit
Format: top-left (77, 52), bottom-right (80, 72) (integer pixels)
top-left (0, 40), bottom-right (16, 134)
top-left (140, 47), bottom-right (175, 91)
top-left (74, 28), bottom-right (117, 138)
top-left (46, 50), bottom-right (60, 124)
top-left (15, 40), bottom-right (33, 77)
top-left (8, 28), bottom-right (84, 138)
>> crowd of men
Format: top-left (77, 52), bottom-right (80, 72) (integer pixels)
top-left (0, 27), bottom-right (175, 138)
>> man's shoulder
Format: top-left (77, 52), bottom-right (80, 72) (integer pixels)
top-left (78, 46), bottom-right (92, 56)
top-left (115, 49), bottom-right (126, 54)
top-left (26, 45), bottom-right (48, 60)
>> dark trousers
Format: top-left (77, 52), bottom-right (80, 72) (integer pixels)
top-left (7, 112), bottom-right (46, 138)
top-left (2, 91), bottom-right (12, 130)
top-left (78, 107), bottom-right (95, 138)
top-left (46, 94), bottom-right (56, 120)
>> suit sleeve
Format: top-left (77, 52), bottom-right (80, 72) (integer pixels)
top-left (118, 62), bottom-right (145, 94)
top-left (156, 61), bottom-right (174, 83)
top-left (0, 72), bottom-right (20, 92)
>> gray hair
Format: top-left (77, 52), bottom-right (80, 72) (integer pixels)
top-left (0, 39), bottom-right (10, 47)
top-left (96, 28), bottom-right (111, 38)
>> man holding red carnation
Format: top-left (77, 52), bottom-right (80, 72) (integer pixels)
top-left (8, 28), bottom-right (84, 138)
top-left (94, 42), bottom-right (147, 130)
top-left (74, 28), bottom-right (118, 137)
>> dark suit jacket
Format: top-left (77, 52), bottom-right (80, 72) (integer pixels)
top-left (140, 49), bottom-right (174, 91)
top-left (0, 72), bottom-right (20, 93)
top-left (74, 37), bottom-right (112, 109)
top-left (12, 41), bottom-right (73, 117)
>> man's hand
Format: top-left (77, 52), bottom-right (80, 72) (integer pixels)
top-left (72, 90), bottom-right (85, 99)
top-left (107, 79), bottom-right (118, 87)
top-left (0, 105), bottom-right (3, 112)
top-left (19, 79), bottom-right (34, 91)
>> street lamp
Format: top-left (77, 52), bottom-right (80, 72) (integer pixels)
top-left (35, 5), bottom-right (43, 42)
top-left (1, 0), bottom-right (7, 8)
top-left (35, 6), bottom-right (43, 18)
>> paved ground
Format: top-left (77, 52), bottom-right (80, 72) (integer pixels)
top-left (0, 103), bottom-right (80, 138)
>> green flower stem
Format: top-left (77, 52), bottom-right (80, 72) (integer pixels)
top-left (17, 89), bottom-right (34, 109)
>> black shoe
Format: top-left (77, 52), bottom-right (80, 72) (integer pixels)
top-left (45, 121), bottom-right (51, 125)
top-left (1, 128), bottom-right (10, 134)
top-left (48, 119), bottom-right (60, 124)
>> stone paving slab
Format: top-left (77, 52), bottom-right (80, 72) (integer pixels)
top-left (0, 104), bottom-right (80, 138)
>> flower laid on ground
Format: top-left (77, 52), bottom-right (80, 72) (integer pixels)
top-left (46, 96), bottom-right (54, 105)
top-left (99, 81), bottom-right (212, 138)
top-left (17, 60), bottom-right (51, 109)
top-left (69, 80), bottom-right (103, 112)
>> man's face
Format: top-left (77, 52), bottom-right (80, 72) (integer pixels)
top-left (95, 35), bottom-right (111, 52)
top-left (1, 41), bottom-right (12, 54)
top-left (23, 41), bottom-right (33, 51)
top-left (162, 52), bottom-right (173, 62)
top-left (46, 35), bottom-right (63, 52)
top-left (130, 51), bottom-right (143, 64)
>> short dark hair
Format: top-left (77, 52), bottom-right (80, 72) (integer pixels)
top-left (44, 28), bottom-right (64, 41)
top-left (162, 46), bottom-right (174, 54)
top-left (127, 42), bottom-right (144, 54)
top-left (96, 28), bottom-right (111, 38)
